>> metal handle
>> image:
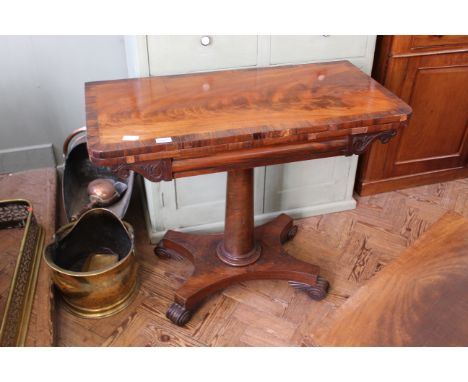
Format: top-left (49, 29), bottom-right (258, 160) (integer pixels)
top-left (200, 36), bottom-right (211, 46)
top-left (63, 126), bottom-right (87, 157)
top-left (124, 222), bottom-right (134, 241)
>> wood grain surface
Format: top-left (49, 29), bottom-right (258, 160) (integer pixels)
top-left (316, 211), bottom-right (468, 346)
top-left (86, 61), bottom-right (411, 166)
top-left (55, 177), bottom-right (468, 346)
top-left (357, 36), bottom-right (468, 195)
top-left (0, 168), bottom-right (57, 346)
top-left (384, 35), bottom-right (468, 56)
top-left (218, 168), bottom-right (258, 265)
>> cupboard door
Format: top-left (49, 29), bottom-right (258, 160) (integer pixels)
top-left (384, 53), bottom-right (468, 178)
top-left (264, 156), bottom-right (357, 215)
top-left (144, 168), bottom-right (265, 232)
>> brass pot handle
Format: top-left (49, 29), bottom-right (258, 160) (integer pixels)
top-left (123, 222), bottom-right (134, 241)
top-left (62, 126), bottom-right (87, 157)
top-left (53, 217), bottom-right (135, 242)
top-left (53, 222), bottom-right (74, 242)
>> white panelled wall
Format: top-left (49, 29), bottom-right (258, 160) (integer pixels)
top-left (125, 35), bottom-right (376, 242)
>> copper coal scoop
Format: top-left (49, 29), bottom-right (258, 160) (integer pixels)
top-left (44, 208), bottom-right (138, 318)
top-left (63, 127), bottom-right (134, 221)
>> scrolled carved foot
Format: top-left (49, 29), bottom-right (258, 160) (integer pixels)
top-left (289, 276), bottom-right (330, 301)
top-left (166, 303), bottom-right (192, 326)
top-left (281, 225), bottom-right (298, 244)
top-left (154, 244), bottom-right (172, 259)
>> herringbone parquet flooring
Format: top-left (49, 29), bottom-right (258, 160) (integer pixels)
top-left (55, 177), bottom-right (468, 346)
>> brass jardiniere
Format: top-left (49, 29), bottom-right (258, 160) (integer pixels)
top-left (44, 208), bottom-right (138, 318)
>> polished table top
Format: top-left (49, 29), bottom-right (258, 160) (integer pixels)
top-left (86, 61), bottom-right (411, 168)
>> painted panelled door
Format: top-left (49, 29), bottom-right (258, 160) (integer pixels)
top-left (132, 35), bottom-right (376, 241)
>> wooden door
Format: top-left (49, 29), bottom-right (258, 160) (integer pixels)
top-left (263, 156), bottom-right (357, 215)
top-left (357, 50), bottom-right (468, 195)
top-left (387, 53), bottom-right (468, 177)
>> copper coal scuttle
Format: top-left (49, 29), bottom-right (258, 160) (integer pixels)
top-left (62, 127), bottom-right (134, 221)
top-left (44, 128), bottom-right (138, 318)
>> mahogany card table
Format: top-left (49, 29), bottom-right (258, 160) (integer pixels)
top-left (86, 61), bottom-right (411, 326)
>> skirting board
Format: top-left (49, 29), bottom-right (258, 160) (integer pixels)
top-left (0, 144), bottom-right (56, 174)
top-left (143, 194), bottom-right (356, 244)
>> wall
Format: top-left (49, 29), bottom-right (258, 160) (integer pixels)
top-left (0, 36), bottom-right (128, 169)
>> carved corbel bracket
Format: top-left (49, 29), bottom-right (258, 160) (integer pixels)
top-left (113, 159), bottom-right (173, 182)
top-left (348, 129), bottom-right (397, 155)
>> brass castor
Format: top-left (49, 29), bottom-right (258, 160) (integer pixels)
top-left (288, 276), bottom-right (330, 301)
top-left (154, 244), bottom-right (172, 259)
top-left (166, 303), bottom-right (192, 326)
top-left (281, 225), bottom-right (298, 244)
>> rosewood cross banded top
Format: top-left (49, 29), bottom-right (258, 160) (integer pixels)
top-left (86, 61), bottom-right (411, 180)
top-left (86, 61), bottom-right (412, 326)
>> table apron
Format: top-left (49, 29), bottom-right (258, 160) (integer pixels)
top-left (172, 138), bottom-right (348, 178)
top-left (108, 127), bottom-right (400, 182)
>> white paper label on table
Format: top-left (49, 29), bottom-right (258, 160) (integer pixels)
top-left (156, 137), bottom-right (173, 143)
top-left (122, 135), bottom-right (140, 141)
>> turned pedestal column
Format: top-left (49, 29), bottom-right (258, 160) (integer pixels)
top-left (216, 169), bottom-right (261, 266)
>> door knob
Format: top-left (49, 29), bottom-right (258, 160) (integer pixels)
top-left (200, 36), bottom-right (212, 46)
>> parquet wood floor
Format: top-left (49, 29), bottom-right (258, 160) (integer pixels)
top-left (55, 177), bottom-right (468, 346)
